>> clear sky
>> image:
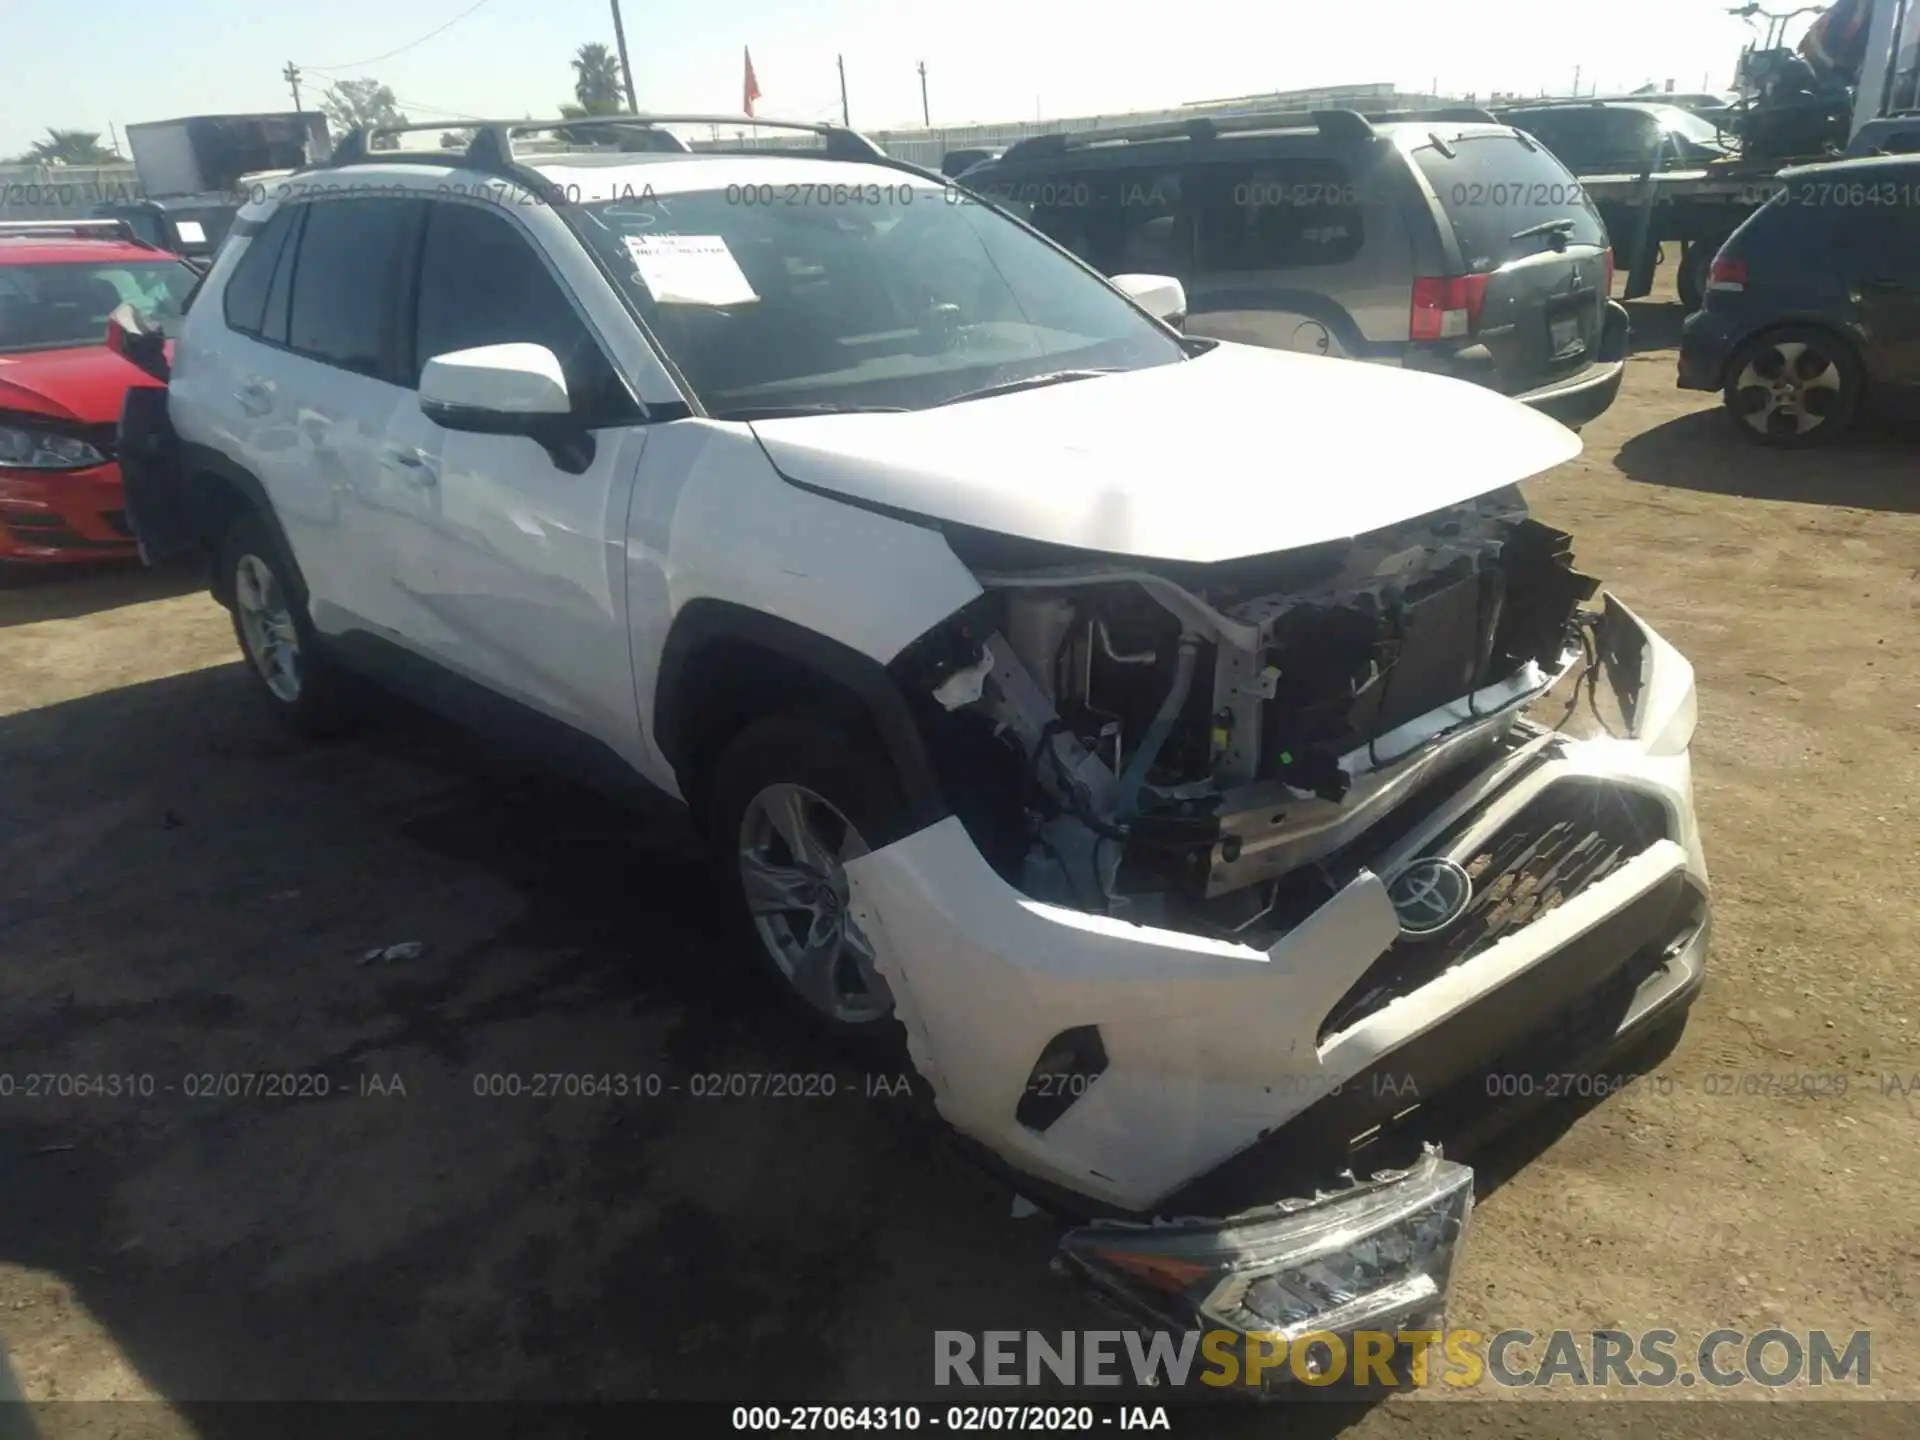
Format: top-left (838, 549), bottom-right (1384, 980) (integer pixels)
top-left (3, 0), bottom-right (1816, 159)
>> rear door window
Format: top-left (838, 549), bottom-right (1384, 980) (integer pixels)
top-left (1414, 134), bottom-right (1609, 271)
top-left (1830, 170), bottom-right (1920, 275)
top-left (982, 167), bottom-right (1192, 276)
top-left (1188, 157), bottom-right (1363, 270)
top-left (284, 196), bottom-right (422, 380)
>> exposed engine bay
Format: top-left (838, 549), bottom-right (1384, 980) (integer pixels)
top-left (900, 486), bottom-right (1601, 941)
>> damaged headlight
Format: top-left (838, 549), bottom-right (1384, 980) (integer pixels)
top-left (1058, 1150), bottom-right (1473, 1357)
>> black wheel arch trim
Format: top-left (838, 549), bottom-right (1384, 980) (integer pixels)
top-left (653, 598), bottom-right (953, 840)
top-left (175, 441), bottom-right (312, 608)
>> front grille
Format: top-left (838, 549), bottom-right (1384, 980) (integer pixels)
top-left (1169, 869), bottom-right (1705, 1215)
top-left (1320, 782), bottom-right (1670, 1038)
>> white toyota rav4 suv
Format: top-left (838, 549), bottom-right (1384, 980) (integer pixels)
top-left (118, 114), bottom-right (1709, 1352)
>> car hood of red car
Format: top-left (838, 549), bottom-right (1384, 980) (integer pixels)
top-left (0, 344), bottom-right (166, 425)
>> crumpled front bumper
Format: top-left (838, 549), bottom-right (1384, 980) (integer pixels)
top-left (846, 596), bottom-right (1708, 1344)
top-left (0, 462), bottom-right (138, 562)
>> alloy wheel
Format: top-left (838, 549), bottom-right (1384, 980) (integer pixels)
top-left (234, 553), bottom-right (303, 703)
top-left (737, 782), bottom-right (891, 1025)
top-left (1731, 339), bottom-right (1845, 440)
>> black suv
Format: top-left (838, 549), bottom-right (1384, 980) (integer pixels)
top-left (1494, 101), bottom-right (1734, 177)
top-left (1679, 153), bottom-right (1920, 446)
top-left (961, 109), bottom-right (1630, 429)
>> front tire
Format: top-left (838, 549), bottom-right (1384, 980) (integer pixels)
top-left (220, 513), bottom-right (355, 735)
top-left (709, 710), bottom-right (911, 1043)
top-left (1722, 326), bottom-right (1863, 448)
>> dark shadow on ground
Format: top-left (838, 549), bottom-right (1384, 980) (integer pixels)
top-left (1625, 299), bottom-right (1689, 356)
top-left (0, 667), bottom-right (1091, 1417)
top-left (0, 555), bottom-right (205, 628)
top-left (1615, 406), bottom-right (1920, 513)
top-left (0, 666), bottom-right (1699, 1434)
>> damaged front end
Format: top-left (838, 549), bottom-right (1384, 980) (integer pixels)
top-left (852, 485), bottom-right (1708, 1350)
top-left (889, 485), bottom-right (1611, 944)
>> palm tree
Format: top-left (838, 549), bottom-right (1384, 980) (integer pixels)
top-left (18, 128), bottom-right (121, 165)
top-left (572, 42), bottom-right (625, 109)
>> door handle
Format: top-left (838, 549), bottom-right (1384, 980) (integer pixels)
top-left (1865, 276), bottom-right (1907, 293)
top-left (234, 380), bottom-right (272, 417)
top-left (388, 446), bottom-right (439, 485)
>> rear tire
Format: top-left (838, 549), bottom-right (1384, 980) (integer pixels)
top-left (219, 513), bottom-right (356, 736)
top-left (1721, 325), bottom-right (1863, 449)
top-left (709, 709), bottom-right (912, 1046)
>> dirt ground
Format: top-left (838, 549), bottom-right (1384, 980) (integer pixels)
top-left (3, 288), bottom-right (1918, 1439)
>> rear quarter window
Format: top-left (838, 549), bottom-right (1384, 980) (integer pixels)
top-left (1415, 134), bottom-right (1609, 270)
top-left (221, 206), bottom-right (295, 335)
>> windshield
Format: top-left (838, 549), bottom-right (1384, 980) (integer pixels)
top-left (569, 183), bottom-right (1186, 416)
top-left (0, 260), bottom-right (199, 354)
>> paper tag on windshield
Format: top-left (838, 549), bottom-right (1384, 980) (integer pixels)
top-left (174, 220), bottom-right (207, 244)
top-left (622, 234), bottom-right (758, 306)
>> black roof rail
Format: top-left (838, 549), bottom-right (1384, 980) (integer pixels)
top-left (0, 217), bottom-right (154, 249)
top-left (315, 113), bottom-right (890, 203)
top-left (997, 106), bottom-right (1378, 164)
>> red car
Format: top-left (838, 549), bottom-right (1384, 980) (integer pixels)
top-left (0, 221), bottom-right (198, 566)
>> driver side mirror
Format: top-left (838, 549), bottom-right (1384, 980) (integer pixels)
top-left (419, 342), bottom-right (596, 473)
top-left (106, 302), bottom-right (169, 382)
top-left (1110, 273), bottom-right (1187, 330)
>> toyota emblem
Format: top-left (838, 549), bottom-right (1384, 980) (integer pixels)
top-left (1386, 858), bottom-right (1474, 936)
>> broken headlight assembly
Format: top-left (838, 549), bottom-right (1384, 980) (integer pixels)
top-left (1058, 1150), bottom-right (1473, 1363)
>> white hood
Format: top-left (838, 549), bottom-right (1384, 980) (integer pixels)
top-left (751, 343), bottom-right (1582, 564)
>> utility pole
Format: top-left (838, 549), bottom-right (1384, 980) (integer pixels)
top-left (1572, 64), bottom-right (1582, 97)
top-left (918, 60), bottom-right (929, 126)
top-left (838, 54), bottom-right (850, 127)
top-left (609, 0), bottom-right (639, 113)
top-left (283, 61), bottom-right (304, 113)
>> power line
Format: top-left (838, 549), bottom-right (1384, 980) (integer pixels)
top-left (298, 0), bottom-right (500, 74)
top-left (384, 92), bottom-right (492, 120)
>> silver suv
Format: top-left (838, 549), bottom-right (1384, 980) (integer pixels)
top-left (964, 108), bottom-right (1631, 429)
